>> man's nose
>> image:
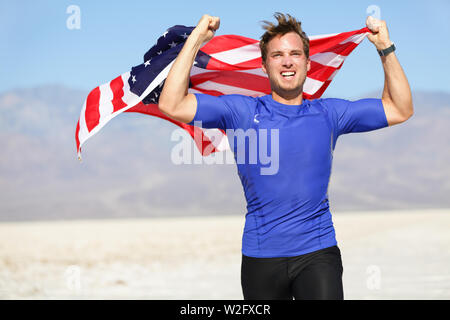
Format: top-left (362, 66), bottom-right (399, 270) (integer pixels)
top-left (281, 55), bottom-right (293, 67)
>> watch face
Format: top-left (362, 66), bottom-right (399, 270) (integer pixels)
top-left (378, 44), bottom-right (395, 56)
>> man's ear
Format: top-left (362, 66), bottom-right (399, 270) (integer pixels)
top-left (261, 60), bottom-right (267, 75)
top-left (307, 58), bottom-right (311, 72)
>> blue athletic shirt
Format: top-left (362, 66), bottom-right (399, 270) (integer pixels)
top-left (189, 94), bottom-right (388, 258)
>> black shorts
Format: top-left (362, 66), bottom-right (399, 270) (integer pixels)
top-left (241, 246), bottom-right (344, 300)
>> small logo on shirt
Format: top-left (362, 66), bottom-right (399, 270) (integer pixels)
top-left (253, 114), bottom-right (260, 124)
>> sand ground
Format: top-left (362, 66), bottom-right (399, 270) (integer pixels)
top-left (0, 209), bottom-right (449, 300)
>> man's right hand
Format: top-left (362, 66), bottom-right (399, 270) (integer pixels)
top-left (193, 15), bottom-right (220, 43)
top-left (159, 15), bottom-right (220, 124)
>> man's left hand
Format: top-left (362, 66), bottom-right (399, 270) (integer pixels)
top-left (366, 16), bottom-right (392, 50)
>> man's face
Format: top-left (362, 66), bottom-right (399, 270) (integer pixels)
top-left (262, 32), bottom-right (311, 98)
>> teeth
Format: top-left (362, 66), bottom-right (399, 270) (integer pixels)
top-left (282, 72), bottom-right (295, 77)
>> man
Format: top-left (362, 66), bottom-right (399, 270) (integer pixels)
top-left (159, 13), bottom-right (413, 300)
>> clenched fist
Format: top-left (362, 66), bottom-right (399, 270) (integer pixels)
top-left (193, 14), bottom-right (221, 43)
top-left (366, 16), bottom-right (392, 50)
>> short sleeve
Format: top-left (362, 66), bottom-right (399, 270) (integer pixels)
top-left (188, 93), bottom-right (256, 130)
top-left (323, 98), bottom-right (388, 136)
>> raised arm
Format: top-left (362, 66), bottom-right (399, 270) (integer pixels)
top-left (158, 15), bottom-right (220, 123)
top-left (366, 16), bottom-right (413, 126)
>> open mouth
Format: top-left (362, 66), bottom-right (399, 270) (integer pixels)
top-left (281, 71), bottom-right (296, 79)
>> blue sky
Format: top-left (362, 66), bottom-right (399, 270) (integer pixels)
top-left (1, 0), bottom-right (449, 99)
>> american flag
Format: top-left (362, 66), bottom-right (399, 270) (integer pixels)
top-left (75, 25), bottom-right (370, 160)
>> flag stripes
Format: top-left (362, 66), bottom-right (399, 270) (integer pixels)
top-left (75, 27), bottom-right (370, 159)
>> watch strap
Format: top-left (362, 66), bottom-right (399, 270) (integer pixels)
top-left (378, 43), bottom-right (396, 57)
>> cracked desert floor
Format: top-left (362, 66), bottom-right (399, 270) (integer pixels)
top-left (0, 209), bottom-right (449, 299)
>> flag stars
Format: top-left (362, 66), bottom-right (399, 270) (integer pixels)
top-left (131, 75), bottom-right (137, 83)
top-left (181, 33), bottom-right (189, 39)
top-left (169, 41), bottom-right (177, 48)
top-left (162, 30), bottom-right (169, 37)
top-left (157, 51), bottom-right (162, 55)
top-left (144, 59), bottom-right (151, 67)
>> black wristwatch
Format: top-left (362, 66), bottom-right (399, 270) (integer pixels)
top-left (377, 43), bottom-right (396, 57)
